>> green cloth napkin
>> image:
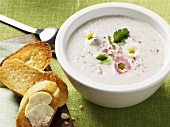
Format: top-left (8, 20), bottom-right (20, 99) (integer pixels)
top-left (0, 0), bottom-right (170, 127)
top-left (0, 43), bottom-right (24, 62)
top-left (0, 87), bottom-right (20, 127)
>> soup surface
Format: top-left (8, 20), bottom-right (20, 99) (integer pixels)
top-left (66, 16), bottom-right (165, 85)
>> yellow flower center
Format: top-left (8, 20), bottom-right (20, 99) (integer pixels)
top-left (118, 63), bottom-right (125, 70)
top-left (86, 32), bottom-right (94, 40)
top-left (128, 48), bottom-right (135, 54)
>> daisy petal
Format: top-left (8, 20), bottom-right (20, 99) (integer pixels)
top-left (122, 42), bottom-right (140, 57)
top-left (85, 31), bottom-right (97, 44)
top-left (114, 56), bottom-right (131, 74)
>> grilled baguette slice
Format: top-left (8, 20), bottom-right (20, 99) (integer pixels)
top-left (0, 59), bottom-right (68, 107)
top-left (16, 80), bottom-right (60, 127)
top-left (0, 42), bottom-right (52, 70)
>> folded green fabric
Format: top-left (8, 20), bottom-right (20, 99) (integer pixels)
top-left (0, 87), bottom-right (20, 127)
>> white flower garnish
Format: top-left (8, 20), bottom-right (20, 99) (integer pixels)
top-left (122, 42), bottom-right (141, 57)
top-left (85, 31), bottom-right (97, 44)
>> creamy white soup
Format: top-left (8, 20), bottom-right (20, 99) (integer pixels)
top-left (66, 16), bottom-right (165, 86)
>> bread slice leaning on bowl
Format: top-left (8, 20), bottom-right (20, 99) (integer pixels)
top-left (16, 80), bottom-right (60, 127)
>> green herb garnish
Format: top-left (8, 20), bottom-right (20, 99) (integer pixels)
top-left (108, 28), bottom-right (129, 46)
top-left (96, 54), bottom-right (108, 61)
top-left (108, 54), bottom-right (114, 57)
top-left (96, 54), bottom-right (110, 64)
top-left (99, 59), bottom-right (110, 64)
top-left (116, 38), bottom-right (127, 45)
top-left (114, 28), bottom-right (129, 43)
top-left (108, 35), bottom-right (115, 48)
top-left (108, 35), bottom-right (112, 44)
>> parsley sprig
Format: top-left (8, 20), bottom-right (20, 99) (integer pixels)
top-left (108, 28), bottom-right (129, 45)
top-left (114, 28), bottom-right (129, 43)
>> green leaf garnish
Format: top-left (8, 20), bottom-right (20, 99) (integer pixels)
top-left (96, 54), bottom-right (108, 61)
top-left (96, 54), bottom-right (110, 64)
top-left (108, 35), bottom-right (115, 48)
top-left (108, 54), bottom-right (114, 57)
top-left (108, 35), bottom-right (112, 44)
top-left (99, 59), bottom-right (110, 64)
top-left (114, 28), bottom-right (129, 43)
top-left (116, 39), bottom-right (126, 45)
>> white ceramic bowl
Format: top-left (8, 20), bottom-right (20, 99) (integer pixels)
top-left (55, 2), bottom-right (170, 108)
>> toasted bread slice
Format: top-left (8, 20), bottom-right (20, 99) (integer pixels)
top-left (16, 80), bottom-right (60, 127)
top-left (0, 42), bottom-right (52, 70)
top-left (0, 59), bottom-right (68, 107)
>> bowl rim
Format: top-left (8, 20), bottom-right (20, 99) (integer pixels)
top-left (55, 2), bottom-right (170, 93)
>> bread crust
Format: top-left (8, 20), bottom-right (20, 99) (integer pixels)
top-left (0, 42), bottom-right (52, 70)
top-left (0, 59), bottom-right (68, 107)
top-left (16, 80), bottom-right (60, 127)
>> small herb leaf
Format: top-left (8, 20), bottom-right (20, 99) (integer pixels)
top-left (114, 28), bottom-right (129, 43)
top-left (99, 59), bottom-right (110, 64)
top-left (108, 35), bottom-right (115, 48)
top-left (96, 54), bottom-right (108, 61)
top-left (108, 35), bottom-right (112, 44)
